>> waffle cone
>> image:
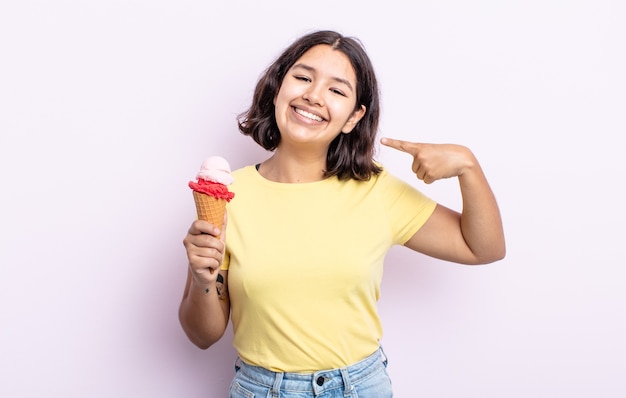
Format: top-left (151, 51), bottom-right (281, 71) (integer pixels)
top-left (192, 191), bottom-right (227, 235)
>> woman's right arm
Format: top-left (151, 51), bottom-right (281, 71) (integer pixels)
top-left (179, 219), bottom-right (230, 349)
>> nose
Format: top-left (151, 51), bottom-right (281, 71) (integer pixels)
top-left (303, 83), bottom-right (324, 106)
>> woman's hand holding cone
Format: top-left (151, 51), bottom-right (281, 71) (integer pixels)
top-left (183, 213), bottom-right (227, 286)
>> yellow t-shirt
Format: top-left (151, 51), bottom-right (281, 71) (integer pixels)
top-left (222, 165), bottom-right (436, 372)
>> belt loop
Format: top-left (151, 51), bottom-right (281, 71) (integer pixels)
top-left (379, 344), bottom-right (389, 367)
top-left (340, 367), bottom-right (352, 396)
top-left (270, 371), bottom-right (283, 397)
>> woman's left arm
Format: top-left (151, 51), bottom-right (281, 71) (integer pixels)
top-left (381, 138), bottom-right (506, 265)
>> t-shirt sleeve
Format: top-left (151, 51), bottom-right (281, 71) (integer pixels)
top-left (380, 169), bottom-right (437, 245)
top-left (221, 251), bottom-right (230, 270)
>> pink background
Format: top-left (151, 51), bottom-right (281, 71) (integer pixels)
top-left (1, 1), bottom-right (625, 396)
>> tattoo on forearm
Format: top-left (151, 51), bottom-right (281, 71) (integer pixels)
top-left (216, 273), bottom-right (228, 300)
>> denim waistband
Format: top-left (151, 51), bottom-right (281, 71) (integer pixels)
top-left (233, 347), bottom-right (388, 396)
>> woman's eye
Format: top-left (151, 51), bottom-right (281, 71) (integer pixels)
top-left (331, 88), bottom-right (346, 97)
top-left (294, 75), bottom-right (311, 82)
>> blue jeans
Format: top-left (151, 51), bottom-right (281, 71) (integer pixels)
top-left (228, 347), bottom-right (393, 397)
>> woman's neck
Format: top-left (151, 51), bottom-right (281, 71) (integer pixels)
top-left (258, 150), bottom-right (327, 183)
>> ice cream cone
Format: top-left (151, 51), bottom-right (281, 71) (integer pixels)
top-left (193, 190), bottom-right (227, 236)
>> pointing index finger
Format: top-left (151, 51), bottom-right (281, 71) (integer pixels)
top-left (380, 137), bottom-right (415, 154)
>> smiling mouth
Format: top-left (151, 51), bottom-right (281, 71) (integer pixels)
top-left (293, 107), bottom-right (324, 122)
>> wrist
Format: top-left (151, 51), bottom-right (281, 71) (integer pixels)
top-left (190, 275), bottom-right (216, 295)
top-left (456, 146), bottom-right (477, 177)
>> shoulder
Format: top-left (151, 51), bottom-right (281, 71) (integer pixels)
top-left (228, 165), bottom-right (258, 196)
top-left (230, 165), bottom-right (257, 185)
top-left (232, 165), bottom-right (255, 178)
top-left (371, 165), bottom-right (434, 203)
top-left (366, 165), bottom-right (402, 188)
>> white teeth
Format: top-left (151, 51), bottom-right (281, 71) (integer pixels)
top-left (294, 107), bottom-right (323, 122)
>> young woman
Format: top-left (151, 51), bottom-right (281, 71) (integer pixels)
top-left (180, 30), bottom-right (505, 397)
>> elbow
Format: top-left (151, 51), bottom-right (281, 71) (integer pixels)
top-left (194, 341), bottom-right (213, 350)
top-left (461, 238), bottom-right (506, 265)
top-left (178, 309), bottom-right (227, 350)
top-left (186, 329), bottom-right (225, 350)
top-left (485, 251), bottom-right (506, 264)
top-left (188, 331), bottom-right (217, 350)
top-left (494, 240), bottom-right (507, 262)
top-left (473, 243), bottom-right (506, 265)
top-left (497, 246), bottom-right (507, 262)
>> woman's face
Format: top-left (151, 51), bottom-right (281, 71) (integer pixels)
top-left (273, 44), bottom-right (366, 151)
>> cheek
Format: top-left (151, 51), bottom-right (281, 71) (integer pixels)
top-left (330, 103), bottom-right (356, 124)
top-left (273, 83), bottom-right (289, 106)
top-left (274, 95), bottom-right (290, 118)
top-left (273, 87), bottom-right (291, 109)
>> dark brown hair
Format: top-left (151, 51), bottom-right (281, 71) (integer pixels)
top-left (237, 30), bottom-right (382, 181)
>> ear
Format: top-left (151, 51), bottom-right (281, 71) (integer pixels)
top-left (341, 105), bottom-right (366, 134)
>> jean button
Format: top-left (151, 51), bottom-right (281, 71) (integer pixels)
top-left (316, 376), bottom-right (324, 386)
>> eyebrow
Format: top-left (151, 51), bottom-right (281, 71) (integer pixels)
top-left (291, 63), bottom-right (355, 93)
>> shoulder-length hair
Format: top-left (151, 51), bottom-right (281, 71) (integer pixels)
top-left (237, 30), bottom-right (382, 181)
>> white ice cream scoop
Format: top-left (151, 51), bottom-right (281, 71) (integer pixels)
top-left (196, 156), bottom-right (234, 185)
